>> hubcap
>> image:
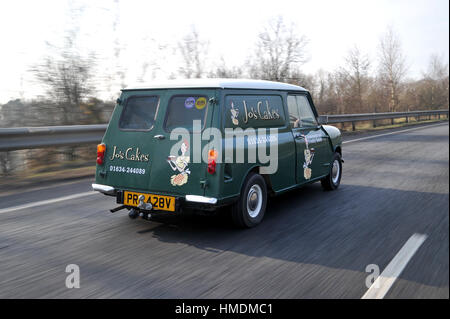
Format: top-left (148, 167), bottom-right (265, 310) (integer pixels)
top-left (331, 159), bottom-right (340, 184)
top-left (247, 184), bottom-right (263, 218)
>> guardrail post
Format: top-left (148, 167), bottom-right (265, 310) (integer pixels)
top-left (406, 116), bottom-right (409, 123)
top-left (352, 122), bottom-right (355, 131)
top-left (373, 120), bottom-right (376, 128)
top-left (391, 118), bottom-right (394, 125)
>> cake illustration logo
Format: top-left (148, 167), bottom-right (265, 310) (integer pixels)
top-left (230, 102), bottom-right (239, 125)
top-left (302, 135), bottom-right (315, 180)
top-left (167, 140), bottom-right (191, 186)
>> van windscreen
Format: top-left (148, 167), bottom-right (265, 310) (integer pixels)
top-left (164, 95), bottom-right (208, 131)
top-left (119, 96), bottom-right (159, 130)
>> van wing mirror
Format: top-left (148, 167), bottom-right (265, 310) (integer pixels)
top-left (318, 115), bottom-right (328, 125)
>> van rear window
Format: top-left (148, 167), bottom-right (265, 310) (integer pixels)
top-left (164, 95), bottom-right (208, 131)
top-left (119, 96), bottom-right (159, 130)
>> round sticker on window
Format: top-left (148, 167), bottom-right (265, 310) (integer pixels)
top-left (185, 97), bottom-right (195, 109)
top-left (195, 97), bottom-right (207, 110)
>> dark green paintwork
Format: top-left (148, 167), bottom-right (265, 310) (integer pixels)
top-left (95, 87), bottom-right (342, 208)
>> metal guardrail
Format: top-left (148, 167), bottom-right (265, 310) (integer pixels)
top-left (0, 110), bottom-right (448, 151)
top-left (320, 109), bottom-right (449, 124)
top-left (319, 109), bottom-right (449, 131)
top-left (0, 124), bottom-right (107, 151)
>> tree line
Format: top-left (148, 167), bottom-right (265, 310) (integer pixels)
top-left (0, 15), bottom-right (448, 128)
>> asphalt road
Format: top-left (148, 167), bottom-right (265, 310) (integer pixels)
top-left (0, 122), bottom-right (448, 298)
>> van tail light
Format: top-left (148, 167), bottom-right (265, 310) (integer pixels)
top-left (207, 160), bottom-right (216, 175)
top-left (97, 143), bottom-right (106, 165)
top-left (207, 149), bottom-right (218, 175)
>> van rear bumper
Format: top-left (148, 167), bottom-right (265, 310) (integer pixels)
top-left (92, 183), bottom-right (116, 196)
top-left (93, 183), bottom-right (219, 211)
top-left (185, 195), bottom-right (217, 204)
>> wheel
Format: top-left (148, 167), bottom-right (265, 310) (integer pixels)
top-left (232, 173), bottom-right (267, 228)
top-left (321, 152), bottom-right (342, 190)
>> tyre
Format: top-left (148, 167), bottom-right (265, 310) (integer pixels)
top-left (321, 152), bottom-right (342, 191)
top-left (231, 173), bottom-right (267, 228)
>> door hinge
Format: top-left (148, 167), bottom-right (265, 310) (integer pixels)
top-left (200, 180), bottom-right (209, 189)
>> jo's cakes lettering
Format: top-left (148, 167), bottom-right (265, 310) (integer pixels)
top-left (110, 146), bottom-right (149, 162)
top-left (231, 100), bottom-right (280, 125)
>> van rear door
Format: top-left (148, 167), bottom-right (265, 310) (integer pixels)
top-left (97, 89), bottom-right (216, 198)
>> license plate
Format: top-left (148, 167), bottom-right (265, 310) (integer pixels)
top-left (123, 191), bottom-right (175, 212)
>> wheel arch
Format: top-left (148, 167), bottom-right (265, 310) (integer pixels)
top-left (238, 166), bottom-right (274, 197)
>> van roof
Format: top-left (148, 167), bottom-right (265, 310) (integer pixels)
top-left (123, 78), bottom-right (308, 92)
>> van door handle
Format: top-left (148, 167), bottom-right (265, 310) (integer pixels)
top-left (154, 135), bottom-right (165, 140)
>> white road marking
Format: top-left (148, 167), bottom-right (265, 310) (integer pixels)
top-left (0, 177), bottom-right (93, 197)
top-left (361, 233), bottom-right (427, 299)
top-left (343, 122), bottom-right (448, 144)
top-left (0, 191), bottom-right (97, 215)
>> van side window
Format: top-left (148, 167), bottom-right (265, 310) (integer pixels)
top-left (287, 95), bottom-right (317, 128)
top-left (296, 95), bottom-right (317, 127)
top-left (287, 95), bottom-right (300, 128)
top-left (119, 96), bottom-right (159, 130)
top-left (164, 95), bottom-right (208, 132)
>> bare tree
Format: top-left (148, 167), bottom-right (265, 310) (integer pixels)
top-left (249, 16), bottom-right (309, 81)
top-left (31, 3), bottom-right (98, 124)
top-left (177, 26), bottom-right (209, 78)
top-left (32, 39), bottom-right (97, 124)
top-left (208, 57), bottom-right (244, 78)
top-left (378, 26), bottom-right (408, 112)
top-left (112, 0), bottom-right (126, 90)
top-left (288, 69), bottom-right (316, 93)
top-left (312, 70), bottom-right (341, 115)
top-left (424, 53), bottom-right (449, 80)
top-left (416, 53), bottom-right (450, 109)
top-left (333, 71), bottom-right (351, 114)
top-left (341, 46), bottom-right (371, 112)
top-left (137, 37), bottom-right (168, 83)
top-left (100, 0), bottom-right (127, 98)
top-left (316, 69), bottom-right (328, 107)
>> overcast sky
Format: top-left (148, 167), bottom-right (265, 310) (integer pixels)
top-left (0, 0), bottom-right (448, 103)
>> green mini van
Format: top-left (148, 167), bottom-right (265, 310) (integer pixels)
top-left (93, 79), bottom-right (343, 227)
